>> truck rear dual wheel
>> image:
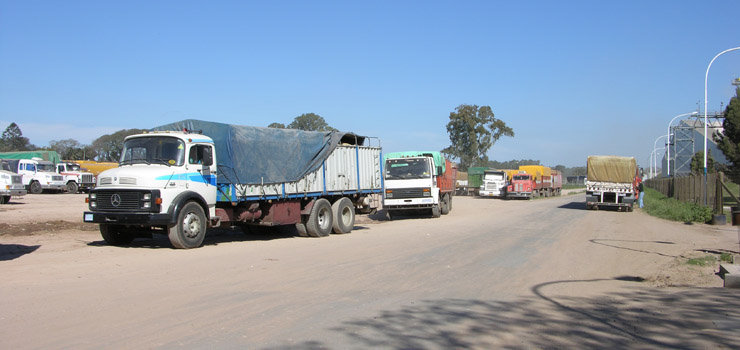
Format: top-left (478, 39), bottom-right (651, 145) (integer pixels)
top-left (100, 224), bottom-right (135, 246)
top-left (331, 197), bottom-right (355, 234)
top-left (306, 198), bottom-right (333, 237)
top-left (168, 201), bottom-right (207, 249)
top-left (441, 195), bottom-right (450, 215)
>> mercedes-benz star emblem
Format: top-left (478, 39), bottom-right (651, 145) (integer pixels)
top-left (111, 194), bottom-right (122, 207)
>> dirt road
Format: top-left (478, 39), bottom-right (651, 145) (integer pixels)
top-left (1, 193), bottom-right (740, 349)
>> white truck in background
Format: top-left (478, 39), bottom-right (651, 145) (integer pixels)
top-left (1, 158), bottom-right (66, 194)
top-left (478, 170), bottom-right (508, 198)
top-left (0, 161), bottom-right (26, 203)
top-left (56, 162), bottom-right (96, 193)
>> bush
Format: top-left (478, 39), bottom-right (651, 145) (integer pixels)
top-left (643, 188), bottom-right (713, 223)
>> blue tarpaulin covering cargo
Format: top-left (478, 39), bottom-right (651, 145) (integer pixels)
top-left (153, 119), bottom-right (365, 185)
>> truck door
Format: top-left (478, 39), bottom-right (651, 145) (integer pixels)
top-left (187, 144), bottom-right (217, 208)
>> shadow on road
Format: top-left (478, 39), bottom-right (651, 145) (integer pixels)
top-left (558, 201), bottom-right (587, 210)
top-left (0, 244), bottom-right (40, 261)
top-left (262, 279), bottom-right (740, 350)
top-left (590, 239), bottom-right (679, 258)
top-left (86, 225), bottom-right (373, 249)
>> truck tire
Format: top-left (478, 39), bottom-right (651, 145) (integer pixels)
top-left (29, 181), bottom-right (42, 194)
top-left (168, 201), bottom-right (207, 249)
top-left (431, 204), bottom-right (441, 218)
top-left (295, 222), bottom-right (309, 237)
top-left (331, 197), bottom-right (355, 234)
top-left (100, 224), bottom-right (135, 246)
top-left (441, 194), bottom-right (450, 215)
top-left (66, 181), bottom-right (79, 194)
top-left (306, 198), bottom-right (332, 237)
top-left (0, 195), bottom-right (10, 204)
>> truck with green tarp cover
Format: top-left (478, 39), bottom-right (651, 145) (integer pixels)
top-left (585, 155), bottom-right (638, 211)
top-left (0, 150), bottom-right (61, 164)
top-left (383, 151), bottom-right (456, 219)
top-left (84, 119), bottom-right (383, 248)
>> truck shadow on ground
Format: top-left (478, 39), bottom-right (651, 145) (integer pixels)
top-left (0, 243), bottom-right (40, 261)
top-left (558, 201), bottom-right (588, 210)
top-left (261, 279), bottom-right (740, 350)
top-left (86, 225), bottom-right (373, 249)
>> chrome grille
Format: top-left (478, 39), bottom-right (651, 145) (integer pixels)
top-left (388, 187), bottom-right (425, 199)
top-left (82, 174), bottom-right (95, 183)
top-left (11, 175), bottom-right (21, 184)
top-left (94, 190), bottom-right (142, 211)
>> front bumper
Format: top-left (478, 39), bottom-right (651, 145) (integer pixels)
top-left (383, 197), bottom-right (436, 210)
top-left (1, 188), bottom-right (26, 197)
top-left (479, 190), bottom-right (504, 197)
top-left (83, 211), bottom-right (174, 226)
top-left (507, 191), bottom-right (531, 198)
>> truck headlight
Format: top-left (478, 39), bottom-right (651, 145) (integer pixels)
top-left (422, 188), bottom-right (431, 197)
top-left (385, 189), bottom-right (393, 198)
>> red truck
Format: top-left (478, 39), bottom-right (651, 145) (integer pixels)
top-left (506, 165), bottom-right (562, 199)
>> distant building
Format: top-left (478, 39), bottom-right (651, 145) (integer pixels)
top-left (662, 113), bottom-right (728, 177)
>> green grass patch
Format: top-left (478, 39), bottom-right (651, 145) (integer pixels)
top-left (643, 187), bottom-right (713, 223)
top-left (722, 181), bottom-right (740, 206)
top-left (563, 184), bottom-right (586, 190)
top-left (686, 255), bottom-right (717, 266)
top-left (721, 252), bottom-right (734, 263)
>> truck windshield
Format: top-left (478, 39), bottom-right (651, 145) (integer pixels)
top-left (36, 163), bottom-right (55, 172)
top-left (67, 164), bottom-right (81, 171)
top-left (120, 137), bottom-right (185, 167)
top-left (513, 175), bottom-right (529, 181)
top-left (385, 158), bottom-right (431, 179)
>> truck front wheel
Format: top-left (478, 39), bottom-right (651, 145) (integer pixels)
top-left (431, 204), bottom-right (441, 218)
top-left (168, 201), bottom-right (207, 249)
top-left (306, 198), bottom-right (332, 237)
top-left (331, 197), bottom-right (355, 234)
top-left (100, 224), bottom-right (135, 246)
top-left (29, 181), bottom-right (42, 194)
top-left (66, 181), bottom-right (79, 193)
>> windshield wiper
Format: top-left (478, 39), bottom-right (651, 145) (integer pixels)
top-left (151, 158), bottom-right (171, 167)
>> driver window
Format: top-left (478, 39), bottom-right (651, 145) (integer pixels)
top-left (189, 145), bottom-right (212, 165)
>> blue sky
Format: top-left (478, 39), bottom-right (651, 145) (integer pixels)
top-left (1, 1), bottom-right (739, 168)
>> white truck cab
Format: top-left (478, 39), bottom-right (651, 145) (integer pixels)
top-left (479, 170), bottom-right (508, 197)
top-left (57, 162), bottom-right (96, 193)
top-left (3, 158), bottom-right (66, 194)
top-left (85, 131), bottom-right (218, 247)
top-left (0, 161), bottom-right (26, 203)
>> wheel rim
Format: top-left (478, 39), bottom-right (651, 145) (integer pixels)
top-left (318, 207), bottom-right (330, 230)
top-left (340, 206), bottom-right (351, 225)
top-left (183, 211), bottom-right (202, 238)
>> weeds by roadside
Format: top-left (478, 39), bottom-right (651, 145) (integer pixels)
top-left (642, 187), bottom-right (712, 223)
